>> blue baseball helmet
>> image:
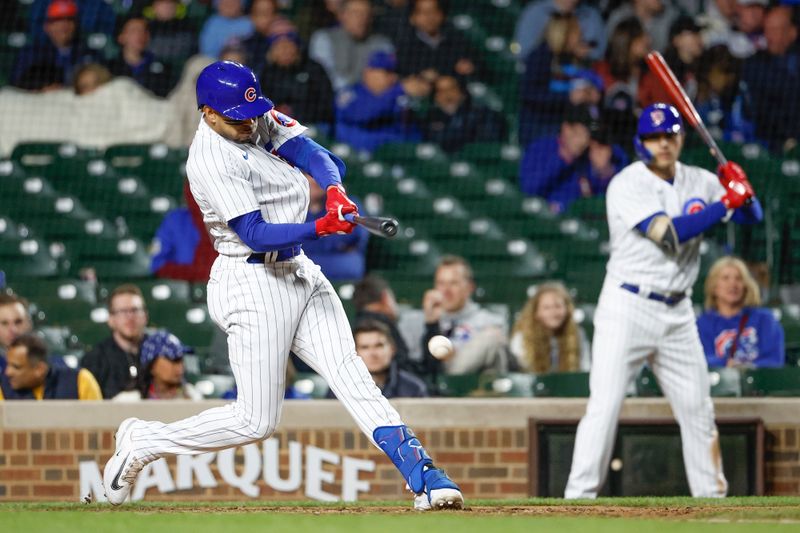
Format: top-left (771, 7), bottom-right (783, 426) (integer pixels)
top-left (196, 61), bottom-right (274, 120)
top-left (634, 103), bottom-right (684, 162)
top-left (140, 330), bottom-right (193, 369)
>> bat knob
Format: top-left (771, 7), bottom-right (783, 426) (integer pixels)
top-left (381, 219), bottom-right (398, 238)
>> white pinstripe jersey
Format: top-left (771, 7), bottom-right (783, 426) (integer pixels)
top-left (185, 110), bottom-right (309, 257)
top-left (605, 161), bottom-right (726, 293)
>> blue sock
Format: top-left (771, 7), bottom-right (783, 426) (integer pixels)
top-left (373, 425), bottom-right (432, 493)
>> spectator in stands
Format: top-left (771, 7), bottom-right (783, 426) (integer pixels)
top-left (509, 282), bottom-right (590, 374)
top-left (422, 74), bottom-right (506, 153)
top-left (142, 0), bottom-right (197, 64)
top-left (698, 0), bottom-right (738, 51)
top-left (13, 0), bottom-right (96, 88)
top-left (400, 255), bottom-right (508, 377)
top-left (742, 5), bottom-right (800, 152)
top-left (302, 175), bottom-right (369, 280)
top-left (106, 17), bottom-right (174, 97)
top-left (241, 0), bottom-right (290, 71)
top-left (258, 26), bottom-right (335, 130)
top-left (150, 181), bottom-right (217, 282)
top-left (294, 0), bottom-right (341, 41)
top-left (0, 294), bottom-right (33, 370)
top-left (81, 284), bottom-right (148, 399)
top-left (606, 0), bottom-right (679, 53)
top-left (219, 42), bottom-right (248, 64)
top-left (73, 62), bottom-right (111, 95)
top-left (394, 0), bottom-right (479, 82)
top-left (728, 0), bottom-right (768, 59)
top-left (309, 0), bottom-right (394, 91)
top-left (520, 12), bottom-right (593, 145)
top-left (594, 17), bottom-right (649, 147)
top-left (29, 0), bottom-right (116, 40)
top-left (350, 320), bottom-right (427, 398)
top-left (353, 275), bottom-right (412, 370)
top-left (13, 64), bottom-right (66, 92)
top-left (513, 0), bottom-right (607, 62)
top-left (334, 50), bottom-right (425, 152)
top-left (640, 16), bottom-right (703, 106)
top-left (695, 45), bottom-right (754, 143)
top-left (698, 257), bottom-right (785, 368)
top-left (138, 330), bottom-right (202, 400)
top-left (199, 0), bottom-right (254, 59)
top-left (0, 334), bottom-right (102, 400)
top-left (372, 0), bottom-right (410, 43)
top-left (521, 104), bottom-right (625, 213)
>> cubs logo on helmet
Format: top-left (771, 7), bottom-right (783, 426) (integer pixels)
top-left (683, 198), bottom-right (706, 215)
top-left (244, 87), bottom-right (257, 102)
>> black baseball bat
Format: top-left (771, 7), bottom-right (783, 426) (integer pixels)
top-left (344, 214), bottom-right (398, 238)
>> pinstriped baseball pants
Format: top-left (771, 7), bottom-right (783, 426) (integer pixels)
top-left (565, 277), bottom-right (728, 498)
top-left (130, 253), bottom-right (402, 460)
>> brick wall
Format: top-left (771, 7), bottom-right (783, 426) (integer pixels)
top-left (2, 424), bottom-right (799, 501)
top-left (0, 428), bottom-right (530, 501)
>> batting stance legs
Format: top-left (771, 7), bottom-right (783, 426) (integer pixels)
top-left (565, 281), bottom-right (727, 498)
top-left (104, 255), bottom-right (462, 509)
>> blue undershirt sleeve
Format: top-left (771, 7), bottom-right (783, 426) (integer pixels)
top-left (275, 136), bottom-right (345, 190)
top-left (228, 210), bottom-right (318, 251)
top-left (731, 197), bottom-right (763, 225)
top-left (635, 202), bottom-right (729, 243)
top-left (671, 201), bottom-right (728, 242)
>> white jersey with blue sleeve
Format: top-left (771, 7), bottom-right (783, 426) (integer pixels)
top-left (604, 161), bottom-right (726, 293)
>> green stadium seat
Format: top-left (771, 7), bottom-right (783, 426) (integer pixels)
top-left (435, 237), bottom-right (553, 278)
top-left (486, 373), bottom-right (535, 397)
top-left (635, 367), bottom-right (662, 397)
top-left (435, 373), bottom-right (482, 397)
top-left (63, 236), bottom-right (151, 278)
top-left (708, 368), bottom-right (743, 397)
top-left (367, 233), bottom-right (442, 276)
top-left (0, 238), bottom-right (58, 277)
top-left (104, 143), bottom-right (186, 199)
top-left (532, 372), bottom-right (590, 397)
top-left (137, 280), bottom-right (193, 303)
top-left (405, 216), bottom-right (505, 241)
top-left (741, 367), bottom-right (800, 396)
top-left (148, 302), bottom-right (217, 347)
top-left (293, 373), bottom-right (330, 399)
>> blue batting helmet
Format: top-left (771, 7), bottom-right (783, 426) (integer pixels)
top-left (634, 103), bottom-right (684, 162)
top-left (196, 61), bottom-right (274, 120)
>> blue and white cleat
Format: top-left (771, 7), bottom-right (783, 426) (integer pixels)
top-left (103, 417), bottom-right (144, 505)
top-left (412, 465), bottom-right (464, 511)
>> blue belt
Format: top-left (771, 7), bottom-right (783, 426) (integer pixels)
top-left (247, 245), bottom-right (302, 264)
top-left (620, 283), bottom-right (686, 306)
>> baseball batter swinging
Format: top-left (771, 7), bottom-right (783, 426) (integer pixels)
top-left (565, 103), bottom-right (763, 498)
top-left (103, 61), bottom-right (463, 510)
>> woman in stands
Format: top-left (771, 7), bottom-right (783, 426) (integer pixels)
top-left (697, 257), bottom-right (785, 368)
top-left (509, 282), bottom-right (590, 374)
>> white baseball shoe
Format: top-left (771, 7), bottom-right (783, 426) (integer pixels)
top-left (412, 466), bottom-right (464, 511)
top-left (103, 417), bottom-right (145, 505)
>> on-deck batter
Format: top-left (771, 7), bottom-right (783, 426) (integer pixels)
top-left (565, 103), bottom-right (763, 498)
top-left (102, 61), bottom-right (463, 511)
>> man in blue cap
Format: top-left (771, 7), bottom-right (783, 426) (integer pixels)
top-left (139, 330), bottom-right (201, 400)
top-left (103, 60), bottom-right (464, 511)
top-left (335, 50), bottom-right (428, 152)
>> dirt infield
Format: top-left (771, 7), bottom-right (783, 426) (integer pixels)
top-left (51, 502), bottom-right (794, 521)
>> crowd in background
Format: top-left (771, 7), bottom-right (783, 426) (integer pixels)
top-left (0, 1), bottom-right (797, 400)
top-left (2, 0), bottom-right (800, 212)
top-left (0, 250), bottom-right (788, 401)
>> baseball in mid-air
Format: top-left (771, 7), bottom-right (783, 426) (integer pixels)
top-left (428, 335), bottom-right (454, 360)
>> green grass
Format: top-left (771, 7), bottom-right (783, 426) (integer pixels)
top-left (1, 497), bottom-right (799, 533)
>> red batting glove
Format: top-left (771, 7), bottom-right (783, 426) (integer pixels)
top-left (315, 209), bottom-right (355, 236)
top-left (325, 184), bottom-right (357, 220)
top-left (717, 162), bottom-right (754, 209)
